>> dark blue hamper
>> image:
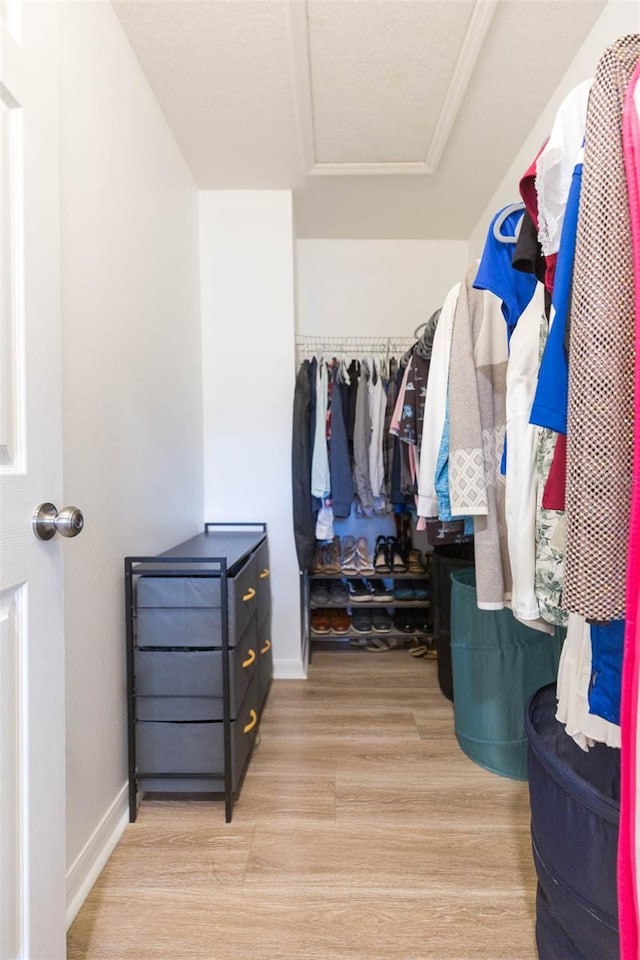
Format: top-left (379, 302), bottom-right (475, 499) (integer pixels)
top-left (526, 684), bottom-right (620, 960)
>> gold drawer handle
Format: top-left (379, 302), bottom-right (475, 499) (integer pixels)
top-left (242, 649), bottom-right (256, 668)
top-left (259, 568), bottom-right (270, 579)
top-left (260, 639), bottom-right (271, 654)
top-left (242, 587), bottom-right (256, 602)
top-left (243, 709), bottom-right (258, 734)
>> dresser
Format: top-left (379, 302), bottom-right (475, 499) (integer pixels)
top-left (125, 523), bottom-right (272, 822)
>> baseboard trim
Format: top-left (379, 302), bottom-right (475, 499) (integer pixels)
top-left (66, 782), bottom-right (129, 928)
top-left (273, 657), bottom-right (307, 679)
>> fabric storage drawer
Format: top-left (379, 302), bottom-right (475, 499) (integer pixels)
top-left (254, 540), bottom-right (271, 624)
top-left (526, 683), bottom-right (620, 959)
top-left (135, 615), bottom-right (259, 721)
top-left (136, 560), bottom-right (258, 648)
top-left (136, 675), bottom-right (259, 789)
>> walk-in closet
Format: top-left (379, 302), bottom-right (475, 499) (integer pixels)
top-left (4, 2), bottom-right (640, 959)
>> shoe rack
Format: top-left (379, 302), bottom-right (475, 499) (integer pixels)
top-left (305, 529), bottom-right (433, 653)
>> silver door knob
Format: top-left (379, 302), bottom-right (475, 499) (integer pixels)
top-left (32, 503), bottom-right (85, 540)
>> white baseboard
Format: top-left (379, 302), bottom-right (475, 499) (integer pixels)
top-left (273, 657), bottom-right (307, 679)
top-left (66, 782), bottom-right (129, 928)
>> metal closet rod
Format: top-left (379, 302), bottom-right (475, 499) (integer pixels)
top-left (295, 335), bottom-right (415, 357)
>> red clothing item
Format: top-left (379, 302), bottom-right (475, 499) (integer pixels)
top-left (519, 140), bottom-right (548, 227)
top-left (542, 432), bottom-right (567, 511)
top-left (519, 140), bottom-right (557, 292)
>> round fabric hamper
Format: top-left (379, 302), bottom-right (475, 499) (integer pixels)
top-left (449, 568), bottom-right (562, 779)
top-left (526, 684), bottom-right (620, 960)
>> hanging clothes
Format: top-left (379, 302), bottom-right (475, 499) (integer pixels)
top-left (449, 262), bottom-right (511, 610)
top-left (618, 57), bottom-right (640, 960)
top-left (564, 35), bottom-right (640, 623)
top-left (291, 359), bottom-right (316, 571)
top-left (417, 282), bottom-right (460, 519)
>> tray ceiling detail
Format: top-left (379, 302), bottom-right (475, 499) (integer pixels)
top-left (291, 0), bottom-right (498, 176)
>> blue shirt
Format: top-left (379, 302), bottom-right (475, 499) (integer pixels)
top-left (529, 163), bottom-right (583, 434)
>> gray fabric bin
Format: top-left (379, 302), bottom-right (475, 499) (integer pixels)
top-left (135, 615), bottom-right (258, 719)
top-left (136, 674), bottom-right (259, 792)
top-left (136, 562), bottom-right (257, 648)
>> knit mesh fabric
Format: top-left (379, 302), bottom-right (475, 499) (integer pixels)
top-left (565, 35), bottom-right (640, 621)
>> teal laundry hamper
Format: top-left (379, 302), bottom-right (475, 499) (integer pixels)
top-left (449, 568), bottom-right (563, 780)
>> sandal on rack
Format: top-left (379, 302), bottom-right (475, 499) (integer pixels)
top-left (365, 637), bottom-right (390, 652)
top-left (373, 536), bottom-right (391, 574)
top-left (356, 536), bottom-right (375, 576)
top-left (340, 535), bottom-right (359, 575)
top-left (407, 548), bottom-right (425, 574)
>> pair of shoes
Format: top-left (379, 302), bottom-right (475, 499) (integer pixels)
top-left (392, 580), bottom-right (431, 602)
top-left (366, 636), bottom-right (391, 652)
top-left (310, 537), bottom-right (342, 574)
top-left (311, 608), bottom-right (351, 635)
top-left (409, 638), bottom-right (438, 659)
top-left (393, 581), bottom-right (414, 601)
top-left (393, 609), bottom-right (430, 633)
top-left (311, 579), bottom-right (349, 604)
top-left (341, 535), bottom-right (374, 575)
top-left (412, 580), bottom-right (430, 601)
top-left (351, 609), bottom-right (392, 635)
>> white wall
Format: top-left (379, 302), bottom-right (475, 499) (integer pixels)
top-left (59, 0), bottom-right (203, 920)
top-left (199, 191), bottom-right (303, 679)
top-left (296, 240), bottom-right (470, 336)
top-left (469, 0), bottom-right (640, 255)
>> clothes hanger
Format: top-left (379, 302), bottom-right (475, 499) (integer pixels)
top-left (492, 201), bottom-right (525, 244)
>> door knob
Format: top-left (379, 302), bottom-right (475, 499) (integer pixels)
top-left (32, 502), bottom-right (85, 540)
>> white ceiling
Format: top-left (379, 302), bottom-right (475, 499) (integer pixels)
top-left (112, 0), bottom-right (606, 238)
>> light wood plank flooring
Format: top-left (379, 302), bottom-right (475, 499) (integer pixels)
top-left (67, 649), bottom-right (537, 960)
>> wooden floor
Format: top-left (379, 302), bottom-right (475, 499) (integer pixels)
top-left (67, 649), bottom-right (538, 960)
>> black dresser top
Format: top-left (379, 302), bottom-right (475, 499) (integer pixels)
top-left (127, 524), bottom-right (266, 577)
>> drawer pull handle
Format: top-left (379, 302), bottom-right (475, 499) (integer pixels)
top-left (242, 649), bottom-right (256, 668)
top-left (260, 639), bottom-right (271, 654)
top-left (242, 587), bottom-right (256, 602)
top-left (259, 568), bottom-right (270, 579)
top-left (243, 709), bottom-right (258, 734)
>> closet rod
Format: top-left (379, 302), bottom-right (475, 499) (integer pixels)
top-left (295, 335), bottom-right (414, 360)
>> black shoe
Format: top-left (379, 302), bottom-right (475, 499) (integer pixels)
top-left (347, 579), bottom-right (372, 603)
top-left (393, 611), bottom-right (415, 634)
top-left (370, 580), bottom-right (393, 602)
top-left (310, 579), bottom-right (330, 604)
top-left (371, 610), bottom-right (392, 634)
top-left (411, 608), bottom-right (431, 633)
top-left (351, 610), bottom-right (372, 634)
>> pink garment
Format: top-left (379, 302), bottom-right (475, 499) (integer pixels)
top-left (619, 61), bottom-right (640, 960)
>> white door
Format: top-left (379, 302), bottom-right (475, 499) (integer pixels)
top-left (1, 2), bottom-right (67, 958)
